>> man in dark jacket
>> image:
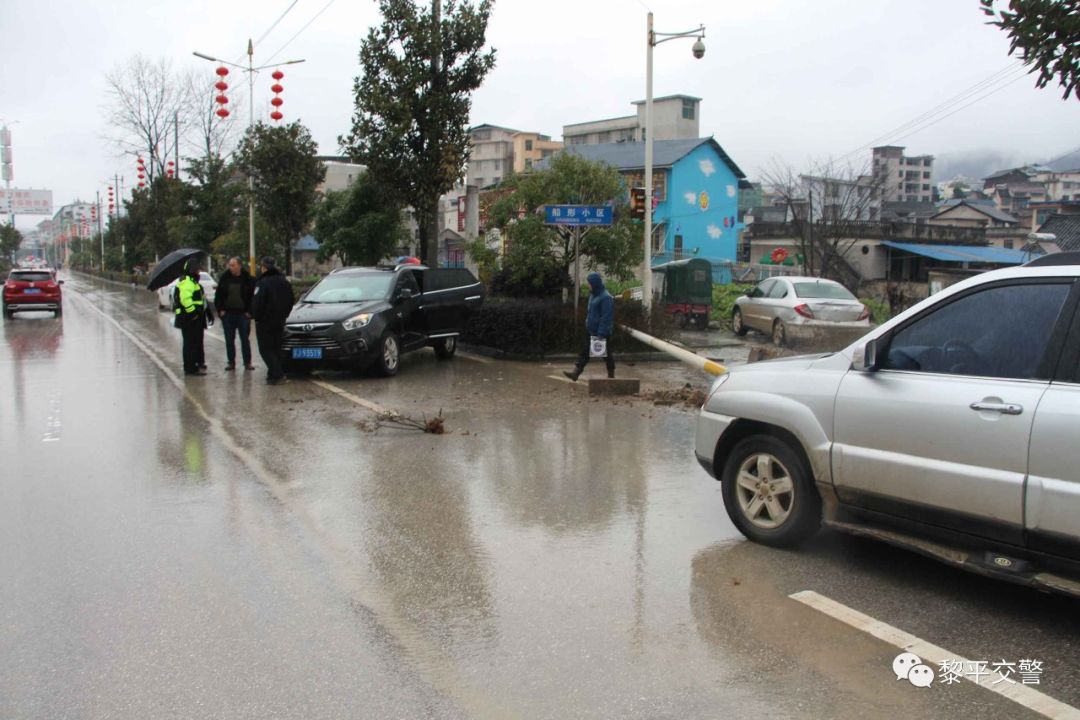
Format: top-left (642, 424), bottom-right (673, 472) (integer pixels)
top-left (563, 271), bottom-right (616, 381)
top-left (251, 257), bottom-right (294, 385)
top-left (214, 256), bottom-right (256, 371)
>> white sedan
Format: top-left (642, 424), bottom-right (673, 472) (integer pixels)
top-left (731, 276), bottom-right (870, 346)
top-left (157, 271), bottom-right (217, 311)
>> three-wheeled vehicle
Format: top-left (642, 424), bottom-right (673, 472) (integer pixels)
top-left (651, 257), bottom-right (712, 329)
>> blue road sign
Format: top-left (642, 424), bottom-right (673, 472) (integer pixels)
top-left (543, 205), bottom-right (613, 226)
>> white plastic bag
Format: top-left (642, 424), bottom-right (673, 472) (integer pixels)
top-left (589, 336), bottom-right (607, 358)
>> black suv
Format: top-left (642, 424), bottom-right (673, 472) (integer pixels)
top-left (281, 264), bottom-right (484, 376)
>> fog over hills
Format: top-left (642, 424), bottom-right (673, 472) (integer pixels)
top-left (935, 146), bottom-right (1080, 183)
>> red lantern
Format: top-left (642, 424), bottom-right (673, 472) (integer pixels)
top-left (216, 95), bottom-right (229, 105)
top-left (216, 66), bottom-right (229, 77)
top-left (138, 173), bottom-right (145, 180)
top-left (138, 182), bottom-right (145, 188)
top-left (215, 81), bottom-right (228, 92)
top-left (167, 160), bottom-right (174, 166)
top-left (216, 108), bottom-right (230, 118)
top-left (269, 69), bottom-right (284, 121)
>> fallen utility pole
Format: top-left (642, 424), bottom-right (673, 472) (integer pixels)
top-left (619, 325), bottom-right (727, 377)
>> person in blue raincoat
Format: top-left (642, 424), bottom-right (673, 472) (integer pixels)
top-left (563, 271), bottom-right (616, 381)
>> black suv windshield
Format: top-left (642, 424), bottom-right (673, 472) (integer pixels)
top-left (303, 273), bottom-right (392, 303)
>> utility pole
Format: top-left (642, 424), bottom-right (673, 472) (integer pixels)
top-left (174, 111), bottom-right (180, 181)
top-left (429, 0), bottom-right (442, 268)
top-left (1, 125), bottom-right (13, 228)
top-left (97, 190), bottom-right (104, 270)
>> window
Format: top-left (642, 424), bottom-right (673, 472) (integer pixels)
top-left (923, 172), bottom-right (930, 179)
top-left (793, 281), bottom-right (855, 300)
top-left (395, 271), bottom-right (420, 297)
top-left (525, 158), bottom-right (533, 169)
top-left (525, 139), bottom-right (533, 151)
top-left (751, 279), bottom-right (776, 298)
top-left (883, 282), bottom-right (1071, 380)
top-left (922, 184), bottom-right (930, 191)
top-left (682, 99), bottom-right (696, 120)
top-left (924, 158), bottom-right (932, 166)
top-left (767, 281), bottom-right (789, 299)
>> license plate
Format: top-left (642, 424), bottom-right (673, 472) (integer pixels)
top-left (292, 347), bottom-right (322, 360)
top-left (24, 288), bottom-right (41, 294)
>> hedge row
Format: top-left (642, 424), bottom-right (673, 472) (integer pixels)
top-left (463, 297), bottom-right (664, 357)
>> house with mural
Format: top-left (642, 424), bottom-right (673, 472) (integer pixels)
top-left (539, 138), bottom-right (748, 272)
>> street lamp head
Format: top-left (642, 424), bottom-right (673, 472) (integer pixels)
top-left (691, 38), bottom-right (705, 59)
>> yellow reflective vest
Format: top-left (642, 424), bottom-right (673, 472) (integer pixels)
top-left (175, 276), bottom-right (204, 317)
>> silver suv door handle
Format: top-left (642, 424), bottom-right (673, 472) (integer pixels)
top-left (969, 401), bottom-right (1023, 415)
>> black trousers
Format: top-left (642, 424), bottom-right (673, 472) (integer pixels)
top-left (575, 333), bottom-right (615, 376)
top-left (180, 321), bottom-right (204, 374)
top-left (256, 324), bottom-right (285, 381)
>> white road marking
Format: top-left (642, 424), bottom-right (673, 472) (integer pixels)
top-left (309, 378), bottom-right (392, 415)
top-left (66, 290), bottom-right (515, 718)
top-left (457, 350), bottom-right (492, 364)
top-left (790, 590), bottom-right (1080, 719)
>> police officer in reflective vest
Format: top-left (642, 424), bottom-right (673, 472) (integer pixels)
top-left (175, 260), bottom-right (207, 376)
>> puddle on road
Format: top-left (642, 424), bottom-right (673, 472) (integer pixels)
top-left (42, 388), bottom-right (62, 442)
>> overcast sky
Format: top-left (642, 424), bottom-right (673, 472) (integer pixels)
top-left (2, 0), bottom-right (1077, 230)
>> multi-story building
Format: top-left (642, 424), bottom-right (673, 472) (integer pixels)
top-left (872, 145), bottom-right (935, 203)
top-left (316, 156), bottom-right (366, 194)
top-left (536, 137), bottom-right (747, 270)
top-left (562, 95), bottom-right (701, 146)
top-left (466, 125), bottom-right (563, 188)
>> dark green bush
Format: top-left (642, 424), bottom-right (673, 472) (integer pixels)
top-left (464, 297), bottom-right (655, 357)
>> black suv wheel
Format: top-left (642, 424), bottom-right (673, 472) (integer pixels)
top-left (433, 335), bottom-right (457, 359)
top-left (376, 332), bottom-right (400, 377)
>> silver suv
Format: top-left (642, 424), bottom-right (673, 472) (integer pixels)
top-left (696, 256), bottom-right (1080, 597)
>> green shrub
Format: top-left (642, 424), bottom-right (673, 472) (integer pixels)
top-left (710, 283), bottom-right (754, 326)
top-left (859, 296), bottom-right (891, 324)
top-left (464, 297), bottom-right (654, 357)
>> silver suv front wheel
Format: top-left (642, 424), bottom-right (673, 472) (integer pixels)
top-left (720, 434), bottom-right (821, 547)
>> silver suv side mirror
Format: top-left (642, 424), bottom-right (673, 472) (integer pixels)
top-left (852, 338), bottom-right (880, 372)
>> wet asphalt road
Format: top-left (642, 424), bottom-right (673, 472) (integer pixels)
top-left (1, 273), bottom-right (1078, 719)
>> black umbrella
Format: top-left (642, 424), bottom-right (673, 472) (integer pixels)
top-left (145, 248), bottom-right (205, 291)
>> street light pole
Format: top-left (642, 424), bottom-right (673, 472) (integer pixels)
top-left (644, 12), bottom-right (654, 311)
top-left (642, 14), bottom-right (705, 312)
top-left (192, 46), bottom-right (306, 276)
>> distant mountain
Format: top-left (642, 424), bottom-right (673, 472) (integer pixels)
top-left (1047, 147), bottom-right (1080, 172)
top-left (935, 146), bottom-right (1080, 183)
top-left (934, 150), bottom-right (1025, 184)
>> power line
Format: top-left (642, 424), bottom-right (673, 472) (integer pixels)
top-left (265, 0), bottom-right (337, 65)
top-left (836, 61), bottom-right (1027, 162)
top-left (253, 0), bottom-right (301, 50)
top-left (886, 72), bottom-right (1029, 146)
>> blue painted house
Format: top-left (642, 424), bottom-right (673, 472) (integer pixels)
top-left (550, 138), bottom-right (748, 272)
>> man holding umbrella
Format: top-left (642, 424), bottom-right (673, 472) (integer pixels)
top-left (146, 248), bottom-right (210, 377)
top-left (175, 260), bottom-right (208, 376)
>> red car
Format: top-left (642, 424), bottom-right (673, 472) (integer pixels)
top-left (3, 268), bottom-right (63, 318)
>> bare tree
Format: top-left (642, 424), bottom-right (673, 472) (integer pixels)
top-left (104, 55), bottom-right (193, 179)
top-left (760, 159), bottom-right (883, 288)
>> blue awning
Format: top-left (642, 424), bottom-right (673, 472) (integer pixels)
top-left (880, 241), bottom-right (1034, 265)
